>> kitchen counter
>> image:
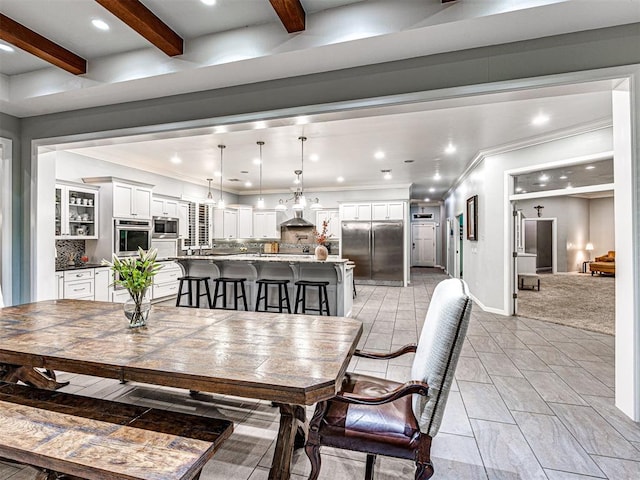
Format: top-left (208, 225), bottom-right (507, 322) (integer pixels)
top-left (174, 255), bottom-right (354, 316)
top-left (55, 263), bottom-right (104, 272)
top-left (173, 254), bottom-right (349, 263)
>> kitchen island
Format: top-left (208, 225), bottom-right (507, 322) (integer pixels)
top-left (173, 254), bottom-right (354, 317)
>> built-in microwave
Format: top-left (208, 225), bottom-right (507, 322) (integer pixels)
top-left (114, 219), bottom-right (152, 256)
top-left (152, 216), bottom-right (179, 239)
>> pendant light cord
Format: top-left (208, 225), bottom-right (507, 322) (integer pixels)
top-left (218, 144), bottom-right (226, 204)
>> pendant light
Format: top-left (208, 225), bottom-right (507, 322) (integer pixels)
top-left (217, 144), bottom-right (226, 209)
top-left (256, 141), bottom-right (265, 209)
top-left (204, 178), bottom-right (216, 205)
top-left (293, 136), bottom-right (307, 210)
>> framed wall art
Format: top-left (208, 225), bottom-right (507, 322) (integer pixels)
top-left (466, 195), bottom-right (478, 241)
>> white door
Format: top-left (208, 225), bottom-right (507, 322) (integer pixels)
top-left (411, 223), bottom-right (436, 267)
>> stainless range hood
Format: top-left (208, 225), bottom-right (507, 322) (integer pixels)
top-left (280, 210), bottom-right (315, 228)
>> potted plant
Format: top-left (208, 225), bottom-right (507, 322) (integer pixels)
top-left (312, 219), bottom-right (332, 261)
top-left (103, 247), bottom-right (162, 328)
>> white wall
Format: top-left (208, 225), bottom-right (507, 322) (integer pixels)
top-left (444, 128), bottom-right (613, 313)
top-left (589, 197), bottom-right (615, 255)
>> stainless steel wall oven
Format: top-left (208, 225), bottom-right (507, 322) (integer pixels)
top-left (114, 219), bottom-right (152, 256)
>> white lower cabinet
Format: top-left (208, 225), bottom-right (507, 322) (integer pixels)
top-left (152, 262), bottom-right (182, 300)
top-left (55, 272), bottom-right (64, 299)
top-left (63, 270), bottom-right (94, 300)
top-left (94, 267), bottom-right (111, 302)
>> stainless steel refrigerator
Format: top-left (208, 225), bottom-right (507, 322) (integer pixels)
top-left (341, 220), bottom-right (404, 283)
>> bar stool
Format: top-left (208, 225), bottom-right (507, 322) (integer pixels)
top-left (294, 280), bottom-right (330, 316)
top-left (213, 277), bottom-right (249, 311)
top-left (175, 276), bottom-right (213, 308)
top-left (255, 279), bottom-right (291, 313)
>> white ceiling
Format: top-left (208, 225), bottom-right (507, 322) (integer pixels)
top-left (2, 0), bottom-right (634, 200)
top-left (1, 0), bottom-right (639, 117)
top-left (60, 79), bottom-right (615, 200)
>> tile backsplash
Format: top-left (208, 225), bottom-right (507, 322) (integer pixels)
top-left (55, 240), bottom-right (86, 270)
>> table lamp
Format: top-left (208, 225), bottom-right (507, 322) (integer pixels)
top-left (586, 242), bottom-right (594, 261)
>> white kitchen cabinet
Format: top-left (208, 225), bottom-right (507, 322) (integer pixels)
top-left (63, 269), bottom-right (94, 300)
top-left (237, 207), bottom-right (253, 238)
top-left (178, 202), bottom-right (189, 239)
top-left (55, 272), bottom-right (64, 299)
top-left (372, 202), bottom-right (404, 220)
top-left (213, 209), bottom-right (238, 239)
top-left (315, 210), bottom-right (340, 239)
top-left (112, 181), bottom-right (152, 219)
top-left (55, 182), bottom-right (99, 239)
top-left (152, 196), bottom-right (179, 217)
top-left (152, 261), bottom-right (182, 300)
top-left (341, 203), bottom-right (372, 221)
top-left (253, 211), bottom-right (279, 238)
top-left (93, 267), bottom-right (111, 302)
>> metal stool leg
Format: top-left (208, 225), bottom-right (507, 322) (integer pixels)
top-left (321, 285), bottom-right (330, 316)
top-left (176, 279), bottom-right (184, 307)
top-left (233, 282), bottom-right (238, 311)
top-left (294, 284), bottom-right (302, 313)
top-left (255, 282), bottom-right (263, 312)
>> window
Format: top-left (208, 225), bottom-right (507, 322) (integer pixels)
top-left (184, 202), bottom-right (211, 247)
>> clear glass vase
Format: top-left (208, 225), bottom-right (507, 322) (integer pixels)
top-left (124, 296), bottom-right (150, 328)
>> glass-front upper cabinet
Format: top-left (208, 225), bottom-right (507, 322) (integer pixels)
top-left (55, 182), bottom-right (100, 239)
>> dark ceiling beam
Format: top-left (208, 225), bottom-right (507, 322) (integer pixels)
top-left (269, 0), bottom-right (306, 33)
top-left (0, 13), bottom-right (87, 75)
top-left (95, 0), bottom-right (183, 56)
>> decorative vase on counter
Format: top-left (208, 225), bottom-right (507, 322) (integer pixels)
top-left (315, 244), bottom-right (328, 261)
top-left (124, 296), bottom-right (150, 328)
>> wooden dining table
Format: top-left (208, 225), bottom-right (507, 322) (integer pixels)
top-left (0, 299), bottom-right (363, 480)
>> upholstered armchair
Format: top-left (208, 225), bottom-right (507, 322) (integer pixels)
top-left (305, 278), bottom-right (472, 480)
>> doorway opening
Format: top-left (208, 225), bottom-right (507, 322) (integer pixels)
top-left (523, 218), bottom-right (556, 273)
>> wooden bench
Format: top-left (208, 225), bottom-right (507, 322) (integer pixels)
top-left (0, 382), bottom-right (233, 480)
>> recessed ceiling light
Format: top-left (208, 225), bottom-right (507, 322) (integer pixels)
top-left (424, 198), bottom-right (430, 202)
top-left (309, 154), bottom-right (319, 162)
top-left (374, 151), bottom-right (385, 160)
top-left (91, 19), bottom-right (110, 31)
top-left (295, 116), bottom-right (309, 125)
top-left (515, 187), bottom-right (522, 192)
top-left (445, 143), bottom-right (456, 154)
top-left (254, 121), bottom-right (267, 129)
top-left (539, 174), bottom-right (549, 181)
top-left (253, 158), bottom-right (261, 165)
top-left (433, 173), bottom-right (441, 181)
top-left (244, 181), bottom-right (252, 187)
top-left (429, 187), bottom-right (435, 193)
top-left (521, 190), bottom-right (528, 193)
top-left (532, 113), bottom-right (550, 126)
top-left (381, 169), bottom-right (392, 180)
top-left (585, 165), bottom-right (595, 170)
top-left (213, 125), bottom-right (227, 134)
top-left (200, 0), bottom-right (217, 5)
top-left (170, 155), bottom-right (181, 164)
top-left (214, 171), bottom-right (222, 178)
top-left (0, 43), bottom-right (15, 53)
top-left (566, 184), bottom-right (573, 189)
top-left (539, 184), bottom-right (547, 187)
top-left (337, 176), bottom-right (345, 182)
top-left (559, 175), bottom-right (568, 180)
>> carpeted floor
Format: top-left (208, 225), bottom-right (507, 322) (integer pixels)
top-left (517, 272), bottom-right (615, 335)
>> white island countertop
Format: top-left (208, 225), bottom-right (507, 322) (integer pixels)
top-left (172, 254), bottom-right (349, 264)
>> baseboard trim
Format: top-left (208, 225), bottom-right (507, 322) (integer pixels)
top-left (469, 293), bottom-right (508, 316)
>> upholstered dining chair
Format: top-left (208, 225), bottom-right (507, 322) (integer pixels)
top-left (305, 278), bottom-right (472, 480)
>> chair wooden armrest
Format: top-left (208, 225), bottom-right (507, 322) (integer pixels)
top-left (354, 343), bottom-right (417, 359)
top-left (334, 380), bottom-right (429, 405)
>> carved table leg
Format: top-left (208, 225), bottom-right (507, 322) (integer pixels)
top-left (269, 403), bottom-right (307, 480)
top-left (0, 363), bottom-right (69, 390)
